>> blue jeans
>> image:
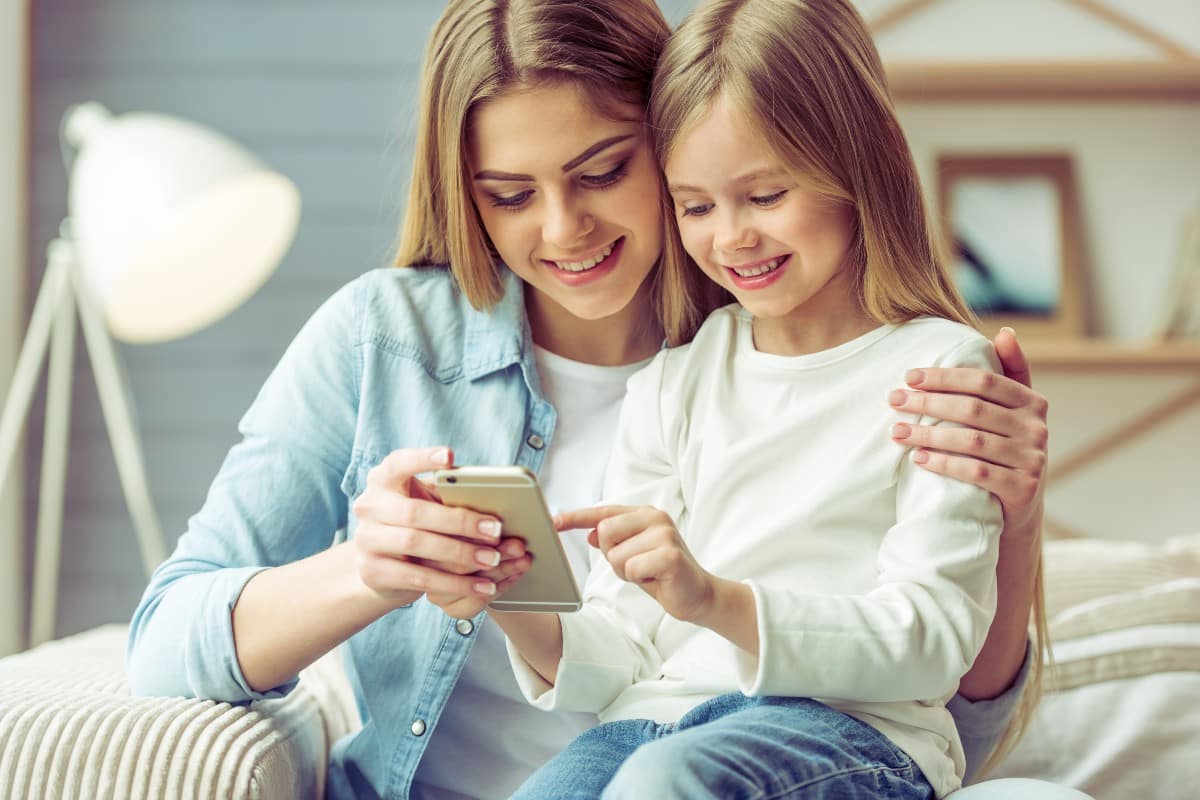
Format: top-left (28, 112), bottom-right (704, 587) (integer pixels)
top-left (512, 693), bottom-right (934, 800)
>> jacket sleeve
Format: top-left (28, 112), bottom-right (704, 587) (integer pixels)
top-left (734, 336), bottom-right (1005, 704)
top-left (508, 352), bottom-right (679, 713)
top-left (126, 281), bottom-right (362, 702)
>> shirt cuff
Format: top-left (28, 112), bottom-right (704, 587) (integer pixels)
top-left (194, 566), bottom-right (299, 702)
top-left (504, 611), bottom-right (637, 714)
top-left (946, 638), bottom-right (1034, 738)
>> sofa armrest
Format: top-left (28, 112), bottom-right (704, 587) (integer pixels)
top-left (0, 624), bottom-right (354, 800)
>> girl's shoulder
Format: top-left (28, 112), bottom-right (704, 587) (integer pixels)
top-left (893, 317), bottom-right (999, 372)
top-left (646, 303), bottom-right (743, 390)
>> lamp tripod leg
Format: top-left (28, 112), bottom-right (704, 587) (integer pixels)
top-left (0, 256), bottom-right (70, 500)
top-left (69, 256), bottom-right (167, 577)
top-left (29, 275), bottom-right (76, 647)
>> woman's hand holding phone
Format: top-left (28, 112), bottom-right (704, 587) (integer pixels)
top-left (352, 447), bottom-right (527, 608)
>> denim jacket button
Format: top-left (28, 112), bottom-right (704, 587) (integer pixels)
top-left (455, 619), bottom-right (474, 636)
top-left (410, 719), bottom-right (427, 737)
top-left (526, 433), bottom-right (545, 450)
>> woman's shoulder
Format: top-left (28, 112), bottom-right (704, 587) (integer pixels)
top-left (348, 265), bottom-right (470, 325)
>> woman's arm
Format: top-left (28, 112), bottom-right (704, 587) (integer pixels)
top-left (888, 327), bottom-right (1047, 699)
top-left (233, 447), bottom-right (509, 692)
top-left (127, 284), bottom-right (507, 700)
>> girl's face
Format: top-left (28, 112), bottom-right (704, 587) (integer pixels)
top-left (469, 83), bottom-right (663, 336)
top-left (664, 95), bottom-right (864, 345)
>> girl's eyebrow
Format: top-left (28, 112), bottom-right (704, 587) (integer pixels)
top-left (668, 168), bottom-right (787, 195)
top-left (473, 134), bottom-right (635, 182)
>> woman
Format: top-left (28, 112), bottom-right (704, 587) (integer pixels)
top-left (127, 2), bottom-right (1049, 798)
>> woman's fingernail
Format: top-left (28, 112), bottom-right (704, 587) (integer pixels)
top-left (476, 549), bottom-right (501, 567)
top-left (475, 581), bottom-right (496, 596)
top-left (434, 448), bottom-right (450, 465)
top-left (502, 540), bottom-right (524, 558)
top-left (892, 422), bottom-right (911, 439)
top-left (905, 369), bottom-right (925, 386)
top-left (479, 520), bottom-right (501, 539)
top-left (911, 449), bottom-right (930, 465)
top-left (889, 389), bottom-right (907, 407)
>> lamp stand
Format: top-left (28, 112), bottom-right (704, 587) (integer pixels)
top-left (0, 233), bottom-right (166, 647)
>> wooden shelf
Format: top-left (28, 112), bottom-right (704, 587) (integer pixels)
top-left (1024, 339), bottom-right (1200, 369)
top-left (885, 61), bottom-right (1200, 102)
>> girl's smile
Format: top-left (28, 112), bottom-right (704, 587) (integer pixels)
top-left (722, 252), bottom-right (790, 289)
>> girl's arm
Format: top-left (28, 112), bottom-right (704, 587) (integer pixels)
top-left (888, 328), bottom-right (1047, 699)
top-left (487, 610), bottom-right (564, 685)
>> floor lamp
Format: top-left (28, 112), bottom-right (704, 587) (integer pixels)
top-left (0, 102), bottom-right (300, 647)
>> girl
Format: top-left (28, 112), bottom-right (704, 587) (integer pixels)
top-left (126, 2), bottom-right (1050, 798)
top-left (487, 1), bottom-right (1048, 798)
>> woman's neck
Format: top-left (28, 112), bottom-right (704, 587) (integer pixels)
top-left (525, 284), bottom-right (662, 366)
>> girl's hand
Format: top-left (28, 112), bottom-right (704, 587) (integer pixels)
top-left (888, 327), bottom-right (1048, 534)
top-left (352, 447), bottom-right (510, 608)
top-left (427, 540), bottom-right (534, 619)
top-left (556, 505), bottom-right (717, 622)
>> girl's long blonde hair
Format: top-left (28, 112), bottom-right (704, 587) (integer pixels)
top-left (393, 0), bottom-right (714, 345)
top-left (651, 0), bottom-right (1048, 775)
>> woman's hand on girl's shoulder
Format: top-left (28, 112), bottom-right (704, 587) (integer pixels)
top-left (352, 447), bottom-right (516, 608)
top-left (886, 328), bottom-right (1048, 534)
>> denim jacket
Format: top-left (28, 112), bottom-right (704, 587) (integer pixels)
top-left (126, 265), bottom-right (1026, 799)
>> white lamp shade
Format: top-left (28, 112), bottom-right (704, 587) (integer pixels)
top-left (63, 102), bottom-right (301, 343)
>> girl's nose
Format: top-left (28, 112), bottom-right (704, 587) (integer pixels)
top-left (713, 212), bottom-right (757, 254)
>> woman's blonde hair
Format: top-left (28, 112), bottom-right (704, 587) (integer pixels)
top-left (651, 0), bottom-right (1047, 773)
top-left (394, 0), bottom-right (713, 344)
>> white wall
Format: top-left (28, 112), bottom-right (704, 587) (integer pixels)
top-left (1, 0), bottom-right (29, 655)
top-left (878, 1), bottom-right (1200, 541)
top-left (899, 103), bottom-right (1200, 341)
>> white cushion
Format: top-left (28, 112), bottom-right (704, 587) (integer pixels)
top-left (953, 778), bottom-right (1093, 799)
top-left (0, 624), bottom-right (359, 800)
top-left (992, 535), bottom-right (1200, 799)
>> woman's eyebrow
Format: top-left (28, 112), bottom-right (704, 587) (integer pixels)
top-left (473, 134), bottom-right (635, 182)
top-left (561, 135), bottom-right (634, 172)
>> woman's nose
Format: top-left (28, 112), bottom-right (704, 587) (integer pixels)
top-left (543, 195), bottom-right (595, 249)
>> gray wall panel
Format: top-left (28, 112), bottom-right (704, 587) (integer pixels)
top-left (29, 1), bottom-right (426, 638)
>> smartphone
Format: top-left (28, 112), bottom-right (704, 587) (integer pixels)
top-left (432, 466), bottom-right (582, 613)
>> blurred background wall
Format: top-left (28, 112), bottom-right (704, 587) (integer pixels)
top-left (2, 0), bottom-right (29, 656)
top-left (16, 0), bottom-right (1200, 640)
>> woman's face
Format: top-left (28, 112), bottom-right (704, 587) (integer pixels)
top-left (468, 83), bottom-right (663, 330)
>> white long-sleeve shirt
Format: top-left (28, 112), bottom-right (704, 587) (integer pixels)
top-left (507, 306), bottom-right (1004, 797)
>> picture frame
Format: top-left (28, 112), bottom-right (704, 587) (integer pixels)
top-left (936, 154), bottom-right (1088, 338)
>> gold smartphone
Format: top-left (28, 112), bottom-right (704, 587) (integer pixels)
top-left (432, 466), bottom-right (582, 613)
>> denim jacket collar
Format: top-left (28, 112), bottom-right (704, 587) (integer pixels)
top-left (461, 267), bottom-right (528, 379)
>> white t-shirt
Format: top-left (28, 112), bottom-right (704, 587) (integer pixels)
top-left (509, 308), bottom-right (1004, 798)
top-left (409, 346), bottom-right (651, 800)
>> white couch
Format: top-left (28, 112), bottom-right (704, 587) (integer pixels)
top-left (2, 534), bottom-right (1197, 800)
top-left (0, 626), bottom-right (360, 800)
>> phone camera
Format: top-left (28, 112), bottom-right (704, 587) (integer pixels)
top-left (446, 475), bottom-right (457, 483)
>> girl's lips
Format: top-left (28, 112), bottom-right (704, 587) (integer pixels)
top-left (725, 254), bottom-right (790, 290)
top-left (543, 237), bottom-right (625, 287)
